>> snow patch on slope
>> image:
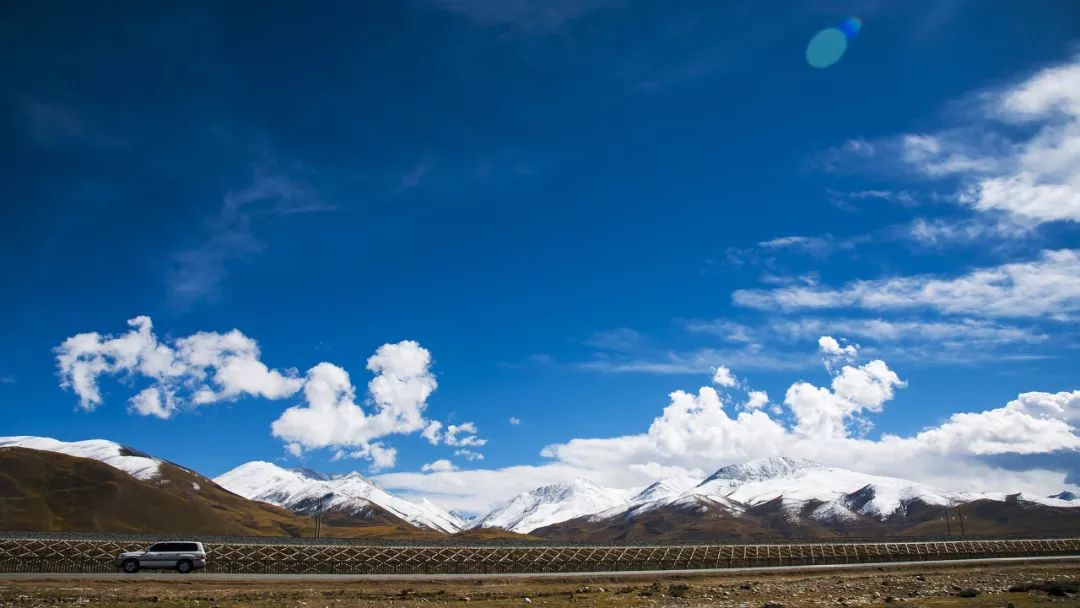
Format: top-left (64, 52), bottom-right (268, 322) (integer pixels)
top-left (809, 500), bottom-right (859, 523)
top-left (0, 436), bottom-right (161, 480)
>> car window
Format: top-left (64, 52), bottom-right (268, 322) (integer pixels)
top-left (177, 543), bottom-right (198, 551)
top-left (147, 543), bottom-right (166, 552)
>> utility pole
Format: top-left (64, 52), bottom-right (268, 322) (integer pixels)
top-left (314, 497), bottom-right (324, 539)
top-left (943, 506), bottom-right (951, 536)
top-left (957, 505), bottom-right (965, 537)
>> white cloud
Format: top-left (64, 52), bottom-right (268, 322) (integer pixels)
top-left (509, 416), bottom-right (521, 425)
top-left (817, 336), bottom-right (857, 366)
top-left (454, 448), bottom-right (485, 461)
top-left (376, 338), bottom-right (1080, 513)
top-left (579, 344), bottom-right (811, 374)
top-left (57, 318), bottom-right (477, 471)
top-left (733, 249), bottom-right (1080, 319)
top-left (444, 422), bottom-right (487, 448)
top-left (421, 420), bottom-right (443, 444)
top-left (128, 387), bottom-right (177, 419)
top-left (757, 235), bottom-right (839, 257)
top-left (711, 366), bottom-right (737, 388)
top-left (905, 216), bottom-right (1029, 247)
top-left (745, 390), bottom-right (769, 410)
top-left (775, 317), bottom-right (1046, 347)
top-left (681, 319), bottom-right (756, 343)
top-left (788, 358), bottom-right (905, 439)
top-left (851, 57), bottom-right (1080, 227)
top-left (421, 459), bottom-right (457, 473)
top-left (54, 316), bottom-right (302, 416)
top-left (270, 341), bottom-right (444, 469)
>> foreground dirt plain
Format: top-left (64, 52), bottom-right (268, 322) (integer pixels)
top-left (1, 562), bottom-right (1079, 607)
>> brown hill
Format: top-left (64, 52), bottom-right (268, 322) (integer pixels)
top-left (0, 447), bottom-right (434, 538)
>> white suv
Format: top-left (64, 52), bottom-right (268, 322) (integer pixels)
top-left (114, 541), bottom-right (207, 573)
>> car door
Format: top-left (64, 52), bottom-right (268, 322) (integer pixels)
top-left (158, 543), bottom-right (181, 568)
top-left (142, 543), bottom-right (170, 568)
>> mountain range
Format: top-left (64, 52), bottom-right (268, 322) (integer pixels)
top-left (3, 435), bottom-right (1080, 540)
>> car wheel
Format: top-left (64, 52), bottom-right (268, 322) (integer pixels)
top-left (122, 559), bottom-right (140, 574)
top-left (176, 559), bottom-right (193, 574)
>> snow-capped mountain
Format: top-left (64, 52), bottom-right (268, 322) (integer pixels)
top-left (626, 476), bottom-right (702, 508)
top-left (685, 456), bottom-right (953, 521)
top-left (477, 456), bottom-right (1080, 538)
top-left (9, 434), bottom-right (1078, 540)
top-left (470, 478), bottom-right (635, 534)
top-left (0, 436), bottom-right (162, 480)
top-left (214, 461), bottom-right (464, 533)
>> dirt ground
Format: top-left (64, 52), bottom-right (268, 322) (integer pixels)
top-left (1, 562), bottom-right (1079, 607)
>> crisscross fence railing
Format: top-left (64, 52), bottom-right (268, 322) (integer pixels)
top-left (1, 537), bottom-right (1077, 575)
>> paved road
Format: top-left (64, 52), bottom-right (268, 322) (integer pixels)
top-left (2, 555), bottom-right (1078, 582)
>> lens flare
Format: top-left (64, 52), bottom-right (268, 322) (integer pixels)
top-left (838, 16), bottom-right (862, 39)
top-left (806, 17), bottom-right (860, 69)
top-left (806, 28), bottom-right (847, 68)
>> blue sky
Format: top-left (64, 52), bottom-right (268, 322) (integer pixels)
top-left (2, 1), bottom-right (1080, 512)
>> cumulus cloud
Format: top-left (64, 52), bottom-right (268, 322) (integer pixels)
top-left (376, 338), bottom-right (1080, 513)
top-left (509, 416), bottom-right (521, 425)
top-left (270, 341), bottom-right (449, 470)
top-left (711, 366), bottom-right (737, 388)
top-left (733, 249), bottom-right (1080, 320)
top-left (817, 336), bottom-right (858, 372)
top-left (55, 316), bottom-right (302, 417)
top-left (58, 318), bottom-right (468, 470)
top-left (745, 390), bottom-right (769, 410)
top-left (786, 358), bottom-right (905, 439)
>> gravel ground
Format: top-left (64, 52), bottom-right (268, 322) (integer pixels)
top-left (0, 562), bottom-right (1078, 607)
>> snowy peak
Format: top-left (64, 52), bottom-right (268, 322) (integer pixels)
top-left (628, 476), bottom-right (701, 507)
top-left (471, 478), bottom-right (631, 534)
top-left (702, 457), bottom-right (821, 484)
top-left (214, 461), bottom-right (464, 533)
top-left (291, 466), bottom-right (331, 481)
top-left (692, 459), bottom-right (953, 522)
top-left (0, 435), bottom-right (162, 480)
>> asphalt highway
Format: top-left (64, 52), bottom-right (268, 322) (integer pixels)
top-left (1, 555), bottom-right (1077, 582)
